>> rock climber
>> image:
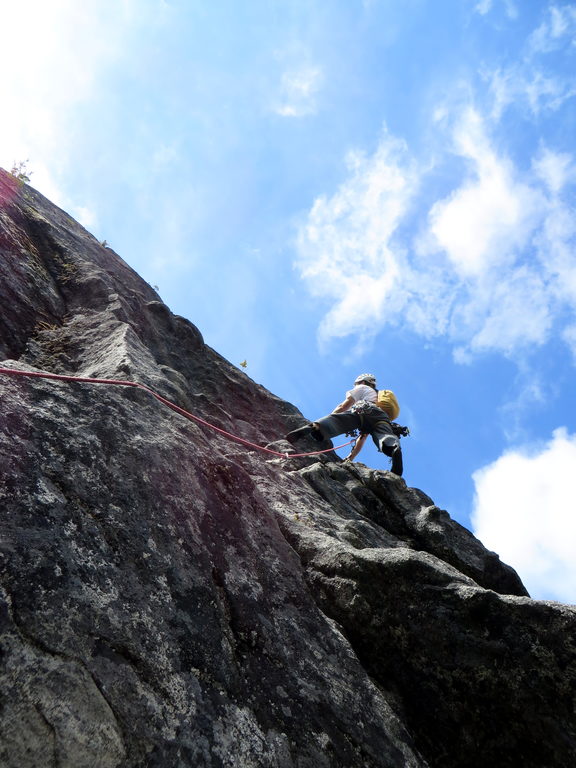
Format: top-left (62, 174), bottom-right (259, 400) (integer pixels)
top-left (285, 373), bottom-right (404, 475)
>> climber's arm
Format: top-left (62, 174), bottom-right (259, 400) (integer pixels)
top-left (344, 433), bottom-right (368, 462)
top-left (332, 395), bottom-right (355, 414)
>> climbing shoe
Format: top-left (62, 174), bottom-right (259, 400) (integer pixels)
top-left (285, 425), bottom-right (312, 444)
top-left (309, 423), bottom-right (324, 442)
top-left (285, 424), bottom-right (323, 444)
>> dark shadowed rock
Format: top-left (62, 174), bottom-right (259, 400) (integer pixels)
top-left (1, 168), bottom-right (575, 767)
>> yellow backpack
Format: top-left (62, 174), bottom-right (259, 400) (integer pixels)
top-left (377, 389), bottom-right (400, 420)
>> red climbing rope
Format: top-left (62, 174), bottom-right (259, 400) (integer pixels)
top-left (0, 366), bottom-right (355, 459)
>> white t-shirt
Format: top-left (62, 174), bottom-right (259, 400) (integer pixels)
top-left (346, 384), bottom-right (377, 406)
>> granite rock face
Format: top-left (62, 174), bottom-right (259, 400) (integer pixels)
top-left (1, 169), bottom-right (575, 768)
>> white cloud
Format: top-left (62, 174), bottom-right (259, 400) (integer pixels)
top-left (472, 428), bottom-right (576, 603)
top-left (273, 66), bottom-right (323, 117)
top-left (474, 0), bottom-right (518, 19)
top-left (535, 192), bottom-right (576, 305)
top-left (486, 65), bottom-right (576, 118)
top-left (296, 108), bottom-right (576, 361)
top-left (429, 109), bottom-right (542, 278)
top-left (474, 0), bottom-right (493, 15)
top-left (529, 4), bottom-right (576, 54)
top-left (427, 126), bottom-right (576, 359)
top-left (504, 0), bottom-right (519, 20)
top-left (498, 373), bottom-right (547, 443)
top-left (452, 266), bottom-right (552, 357)
top-left (524, 71), bottom-right (576, 113)
top-left (483, 5), bottom-right (576, 119)
top-left (296, 132), bottom-right (419, 344)
top-left (533, 147), bottom-right (575, 194)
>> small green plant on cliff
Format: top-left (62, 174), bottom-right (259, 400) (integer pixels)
top-left (10, 160), bottom-right (32, 185)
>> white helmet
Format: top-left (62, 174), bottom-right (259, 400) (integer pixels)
top-left (354, 373), bottom-right (376, 386)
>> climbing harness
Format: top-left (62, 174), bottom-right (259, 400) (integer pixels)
top-left (350, 400), bottom-right (374, 415)
top-left (0, 366), bottom-right (355, 460)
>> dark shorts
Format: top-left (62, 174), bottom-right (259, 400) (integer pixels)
top-left (315, 404), bottom-right (400, 456)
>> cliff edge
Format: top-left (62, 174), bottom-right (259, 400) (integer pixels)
top-left (1, 170), bottom-right (575, 767)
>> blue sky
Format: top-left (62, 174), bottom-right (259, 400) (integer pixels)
top-left (2, 0), bottom-right (575, 603)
